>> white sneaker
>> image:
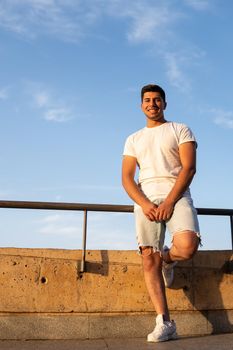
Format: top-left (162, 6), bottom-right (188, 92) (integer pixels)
top-left (162, 246), bottom-right (177, 288)
top-left (147, 314), bottom-right (177, 343)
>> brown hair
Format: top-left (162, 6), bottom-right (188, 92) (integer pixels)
top-left (141, 84), bottom-right (166, 103)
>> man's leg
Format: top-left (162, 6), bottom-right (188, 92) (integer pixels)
top-left (163, 197), bottom-right (200, 265)
top-left (162, 231), bottom-right (200, 263)
top-left (135, 204), bottom-right (177, 342)
top-left (161, 231), bottom-right (200, 288)
top-left (141, 247), bottom-right (169, 320)
top-left (141, 247), bottom-right (177, 343)
top-left (134, 203), bottom-right (169, 316)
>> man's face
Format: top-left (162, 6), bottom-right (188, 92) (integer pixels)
top-left (141, 91), bottom-right (166, 123)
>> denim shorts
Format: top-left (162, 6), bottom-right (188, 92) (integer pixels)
top-left (134, 196), bottom-right (200, 253)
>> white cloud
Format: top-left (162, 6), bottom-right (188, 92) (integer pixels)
top-left (37, 213), bottom-right (83, 236)
top-left (0, 0), bottom-right (103, 42)
top-left (164, 52), bottom-right (190, 92)
top-left (104, 1), bottom-right (184, 45)
top-left (44, 107), bottom-right (73, 122)
top-left (106, 1), bottom-right (209, 94)
top-left (26, 83), bottom-right (74, 122)
top-left (0, 87), bottom-right (9, 100)
top-left (0, 3), bottom-right (26, 35)
top-left (211, 108), bottom-right (233, 129)
top-left (28, 206), bottom-right (131, 249)
top-left (34, 91), bottom-right (50, 108)
top-left (0, 0), bottom-right (207, 44)
top-left (183, 0), bottom-right (210, 11)
top-left (163, 46), bottom-right (206, 92)
top-left (126, 7), bottom-right (173, 43)
top-left (0, 0), bottom-right (213, 94)
top-left (41, 214), bottom-right (63, 224)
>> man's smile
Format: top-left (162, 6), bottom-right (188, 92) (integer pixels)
top-left (148, 107), bottom-right (159, 111)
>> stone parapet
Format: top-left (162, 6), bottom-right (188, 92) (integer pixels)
top-left (0, 248), bottom-right (232, 339)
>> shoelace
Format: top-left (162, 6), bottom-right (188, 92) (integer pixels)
top-left (153, 323), bottom-right (169, 335)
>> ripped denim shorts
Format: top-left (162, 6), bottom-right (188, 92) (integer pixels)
top-left (134, 196), bottom-right (200, 254)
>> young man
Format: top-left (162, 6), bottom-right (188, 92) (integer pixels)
top-left (122, 84), bottom-right (200, 342)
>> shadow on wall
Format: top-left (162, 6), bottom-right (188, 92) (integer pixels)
top-left (83, 250), bottom-right (109, 276)
top-left (172, 251), bottom-right (233, 334)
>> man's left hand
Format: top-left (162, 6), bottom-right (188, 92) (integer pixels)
top-left (155, 200), bottom-right (175, 221)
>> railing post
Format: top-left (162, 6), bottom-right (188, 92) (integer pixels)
top-left (80, 210), bottom-right (88, 273)
top-left (230, 215), bottom-right (233, 250)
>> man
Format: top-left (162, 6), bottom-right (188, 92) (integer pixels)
top-left (122, 84), bottom-right (201, 343)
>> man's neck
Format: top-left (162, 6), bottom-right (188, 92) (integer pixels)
top-left (146, 118), bottom-right (167, 128)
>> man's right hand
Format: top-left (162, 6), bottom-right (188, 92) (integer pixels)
top-left (141, 201), bottom-right (158, 221)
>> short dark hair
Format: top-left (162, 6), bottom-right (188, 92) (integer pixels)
top-left (141, 84), bottom-right (166, 103)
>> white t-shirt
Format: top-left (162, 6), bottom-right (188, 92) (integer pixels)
top-left (123, 121), bottom-right (197, 200)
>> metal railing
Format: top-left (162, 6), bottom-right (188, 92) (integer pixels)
top-left (0, 200), bottom-right (233, 273)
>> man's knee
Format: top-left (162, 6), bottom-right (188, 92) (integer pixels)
top-left (179, 245), bottom-right (198, 260)
top-left (174, 238), bottom-right (199, 260)
top-left (140, 246), bottom-right (161, 271)
top-left (172, 232), bottom-right (200, 260)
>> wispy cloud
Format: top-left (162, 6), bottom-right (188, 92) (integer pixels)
top-left (28, 83), bottom-right (74, 122)
top-left (183, 0), bottom-right (211, 11)
top-left (0, 1), bottom-right (211, 43)
top-left (0, 0), bottom-right (84, 42)
top-left (105, 1), bottom-right (210, 93)
top-left (0, 1), bottom-right (213, 93)
top-left (36, 211), bottom-right (135, 249)
top-left (164, 52), bottom-right (191, 93)
top-left (44, 107), bottom-right (73, 122)
top-left (37, 213), bottom-right (82, 236)
top-left (34, 91), bottom-right (49, 108)
top-left (163, 47), bottom-right (205, 92)
top-left (0, 0), bottom-right (110, 42)
top-left (211, 108), bottom-right (233, 129)
top-left (125, 7), bottom-right (179, 44)
top-left (0, 86), bottom-right (9, 100)
top-left (104, 1), bottom-right (184, 45)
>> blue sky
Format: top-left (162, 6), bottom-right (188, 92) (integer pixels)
top-left (0, 0), bottom-right (233, 251)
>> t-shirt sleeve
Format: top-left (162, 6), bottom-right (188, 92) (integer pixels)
top-left (123, 135), bottom-right (137, 157)
top-left (178, 124), bottom-right (197, 147)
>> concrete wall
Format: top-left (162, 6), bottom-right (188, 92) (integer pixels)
top-left (0, 248), bottom-right (232, 339)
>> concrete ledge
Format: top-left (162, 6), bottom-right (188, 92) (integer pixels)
top-left (0, 314), bottom-right (88, 340)
top-left (0, 248), bottom-right (232, 339)
top-left (0, 311), bottom-right (233, 340)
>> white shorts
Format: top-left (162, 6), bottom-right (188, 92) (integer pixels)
top-left (134, 196), bottom-right (200, 253)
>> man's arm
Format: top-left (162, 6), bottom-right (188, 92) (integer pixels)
top-left (155, 141), bottom-right (196, 221)
top-left (122, 155), bottom-right (157, 221)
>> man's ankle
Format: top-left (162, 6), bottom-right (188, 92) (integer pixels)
top-left (162, 248), bottom-right (173, 264)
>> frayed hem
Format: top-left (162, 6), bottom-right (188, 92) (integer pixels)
top-left (171, 231), bottom-right (202, 247)
top-left (137, 246), bottom-right (162, 257)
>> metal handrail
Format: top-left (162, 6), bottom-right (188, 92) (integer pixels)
top-left (0, 200), bottom-right (233, 272)
top-left (0, 200), bottom-right (133, 212)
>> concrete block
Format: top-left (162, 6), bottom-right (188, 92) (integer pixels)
top-left (0, 311), bottom-right (232, 340)
top-left (193, 251), bottom-right (233, 270)
top-left (171, 311), bottom-right (210, 336)
top-left (192, 267), bottom-right (233, 310)
top-left (0, 314), bottom-right (89, 340)
top-left (0, 255), bottom-right (79, 313)
top-left (207, 310), bottom-right (233, 334)
top-left (167, 265), bottom-right (194, 311)
top-left (0, 248), bottom-right (232, 340)
top-left (89, 313), bottom-right (155, 339)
